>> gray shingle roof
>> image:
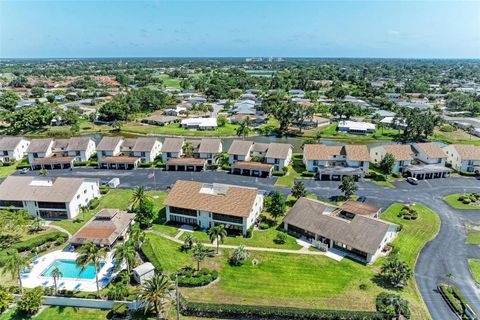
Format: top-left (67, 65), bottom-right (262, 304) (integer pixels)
top-left (198, 138), bottom-right (221, 154)
top-left (0, 137), bottom-right (26, 151)
top-left (228, 140), bottom-right (253, 156)
top-left (132, 137), bottom-right (159, 152)
top-left (97, 137), bottom-right (124, 151)
top-left (66, 137), bottom-right (93, 151)
top-left (161, 138), bottom-right (184, 153)
top-left (265, 143), bottom-right (291, 159)
top-left (26, 139), bottom-right (53, 153)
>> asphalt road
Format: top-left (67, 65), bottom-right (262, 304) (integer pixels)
top-left (12, 168), bottom-right (480, 319)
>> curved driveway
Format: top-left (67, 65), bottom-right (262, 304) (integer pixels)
top-left (12, 169), bottom-right (480, 319)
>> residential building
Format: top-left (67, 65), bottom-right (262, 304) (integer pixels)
top-left (181, 117), bottom-right (218, 130)
top-left (284, 197), bottom-right (397, 263)
top-left (0, 136), bottom-right (30, 162)
top-left (163, 138), bottom-right (222, 171)
top-left (68, 208), bottom-right (135, 248)
top-left (66, 137), bottom-right (96, 162)
top-left (131, 137), bottom-right (163, 163)
top-left (197, 138), bottom-right (223, 164)
top-left (443, 144), bottom-right (480, 173)
top-left (337, 121), bottom-right (376, 135)
top-left (142, 112), bottom-right (180, 126)
top-left (0, 176), bottom-right (99, 219)
top-left (265, 143), bottom-right (293, 171)
top-left (164, 180), bottom-right (265, 235)
top-left (411, 143), bottom-right (447, 165)
top-left (97, 137), bottom-right (161, 169)
top-left (303, 144), bottom-right (370, 180)
top-left (370, 144), bottom-right (414, 172)
top-left (161, 137), bottom-right (184, 163)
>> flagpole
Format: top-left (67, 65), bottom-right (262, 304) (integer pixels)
top-left (153, 170), bottom-right (156, 191)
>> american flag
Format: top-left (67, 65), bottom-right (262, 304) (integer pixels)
top-left (148, 172), bottom-right (155, 179)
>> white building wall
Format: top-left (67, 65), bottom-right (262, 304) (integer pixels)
top-left (67, 179), bottom-right (100, 219)
top-left (368, 224), bottom-right (398, 263)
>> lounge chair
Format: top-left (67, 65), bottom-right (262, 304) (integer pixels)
top-left (74, 283), bottom-right (82, 290)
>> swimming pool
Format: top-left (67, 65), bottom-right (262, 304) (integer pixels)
top-left (41, 259), bottom-right (105, 280)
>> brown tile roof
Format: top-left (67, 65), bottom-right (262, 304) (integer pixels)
top-left (284, 198), bottom-right (395, 255)
top-left (164, 180), bottom-right (259, 217)
top-left (228, 140), bottom-right (253, 156)
top-left (344, 145), bottom-right (370, 161)
top-left (132, 137), bottom-right (159, 152)
top-left (413, 143), bottom-right (446, 159)
top-left (27, 139), bottom-right (53, 153)
top-left (161, 138), bottom-right (184, 153)
top-left (0, 176), bottom-right (93, 202)
top-left (198, 138), bottom-right (222, 154)
top-left (97, 137), bottom-right (123, 151)
top-left (98, 156), bottom-right (141, 164)
top-left (382, 144), bottom-right (414, 161)
top-left (0, 137), bottom-right (27, 150)
top-left (66, 137), bottom-right (93, 151)
top-left (265, 143), bottom-right (292, 159)
top-left (303, 144), bottom-right (342, 161)
top-left (32, 156), bottom-right (75, 164)
top-left (339, 200), bottom-right (381, 218)
top-left (69, 209), bottom-right (135, 246)
top-left (167, 157), bottom-right (207, 165)
top-left (449, 144), bottom-right (480, 160)
top-left (232, 161), bottom-right (273, 171)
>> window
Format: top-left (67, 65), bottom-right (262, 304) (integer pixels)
top-left (0, 200), bottom-right (23, 207)
top-left (37, 202), bottom-right (67, 209)
top-left (212, 212), bottom-right (243, 224)
top-left (170, 206), bottom-right (197, 217)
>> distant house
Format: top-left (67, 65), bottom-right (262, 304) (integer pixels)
top-left (187, 96), bottom-right (207, 104)
top-left (97, 137), bottom-right (161, 169)
top-left (303, 144), bottom-right (370, 180)
top-left (231, 100), bottom-right (258, 115)
top-left (164, 105), bottom-right (188, 116)
top-left (69, 209), bottom-right (134, 248)
top-left (228, 140), bottom-right (292, 176)
top-left (284, 197), bottom-right (397, 263)
top-left (142, 113), bottom-right (180, 126)
top-left (443, 144), bottom-right (480, 173)
top-left (288, 89), bottom-right (305, 98)
top-left (181, 117), bottom-right (217, 130)
top-left (164, 180), bottom-right (265, 236)
top-left (337, 121), bottom-right (375, 135)
top-left (396, 102), bottom-right (431, 110)
top-left (0, 176), bottom-right (99, 219)
top-left (229, 114), bottom-right (266, 126)
top-left (370, 144), bottom-right (414, 173)
top-left (0, 137), bottom-right (30, 162)
top-left (369, 110), bottom-right (396, 119)
top-left (27, 137), bottom-right (95, 170)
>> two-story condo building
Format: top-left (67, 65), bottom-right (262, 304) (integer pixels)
top-left (284, 197), bottom-right (397, 263)
top-left (164, 180), bottom-right (265, 236)
top-left (131, 137), bottom-right (163, 163)
top-left (161, 137), bottom-right (184, 163)
top-left (164, 138), bottom-right (222, 171)
top-left (303, 144), bottom-right (370, 180)
top-left (228, 140), bottom-right (292, 177)
top-left (370, 144), bottom-right (413, 173)
top-left (0, 176), bottom-right (100, 219)
top-left (97, 137), bottom-right (161, 169)
top-left (0, 136), bottom-right (30, 162)
top-left (406, 143), bottom-right (451, 179)
top-left (443, 144), bottom-right (480, 173)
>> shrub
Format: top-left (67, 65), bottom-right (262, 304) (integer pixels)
top-left (391, 172), bottom-right (401, 178)
top-left (74, 161), bottom-right (88, 167)
top-left (17, 287), bottom-right (44, 315)
top-left (301, 171), bottom-right (315, 177)
top-left (99, 185), bottom-right (110, 194)
top-left (206, 164), bottom-right (218, 170)
top-left (221, 164), bottom-right (231, 171)
top-left (376, 292), bottom-right (410, 319)
top-left (440, 124), bottom-right (456, 132)
top-left (274, 232), bottom-right (287, 244)
top-left (272, 170), bottom-right (285, 176)
top-left (15, 163), bottom-right (31, 169)
top-left (89, 197), bottom-right (100, 209)
top-left (13, 231), bottom-right (68, 252)
top-left (259, 221), bottom-right (270, 230)
top-left (2, 162), bottom-right (13, 167)
top-left (0, 290), bottom-right (13, 313)
top-left (176, 266), bottom-right (218, 287)
top-left (111, 302), bottom-right (129, 317)
top-left (463, 198), bottom-right (471, 204)
top-left (438, 284), bottom-right (469, 317)
top-left (229, 246), bottom-right (249, 266)
top-left (155, 162), bottom-right (166, 168)
top-left (138, 162), bottom-right (153, 168)
top-left (246, 226), bottom-right (253, 238)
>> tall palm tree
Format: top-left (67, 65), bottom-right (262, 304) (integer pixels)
top-left (2, 250), bottom-right (29, 293)
top-left (208, 225), bottom-right (227, 254)
top-left (182, 233), bottom-right (196, 250)
top-left (51, 267), bottom-right (63, 295)
top-left (75, 242), bottom-right (106, 298)
top-left (131, 186), bottom-right (151, 209)
top-left (139, 273), bottom-right (173, 319)
top-left (129, 224), bottom-right (145, 251)
top-left (191, 242), bottom-right (213, 271)
top-left (80, 206), bottom-right (89, 221)
top-left (235, 118), bottom-right (251, 139)
top-left (113, 242), bottom-right (136, 275)
top-left (214, 152), bottom-right (229, 167)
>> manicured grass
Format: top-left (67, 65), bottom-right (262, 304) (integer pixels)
top-left (122, 122), bottom-right (241, 137)
top-left (443, 193), bottom-right (480, 210)
top-left (469, 259), bottom-right (480, 283)
top-left (466, 229), bottom-right (480, 245)
top-left (370, 180), bottom-right (396, 188)
top-left (0, 164), bottom-right (18, 178)
top-left (274, 165), bottom-right (300, 187)
top-left (151, 223), bottom-right (180, 237)
top-left (36, 306), bottom-right (110, 320)
top-left (53, 189), bottom-right (167, 234)
top-left (156, 74), bottom-right (181, 88)
top-left (309, 123), bottom-right (400, 141)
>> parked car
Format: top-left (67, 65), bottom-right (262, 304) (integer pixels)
top-left (108, 178), bottom-right (120, 188)
top-left (406, 177), bottom-right (419, 185)
top-left (19, 168), bottom-right (30, 174)
top-left (357, 196), bottom-right (367, 203)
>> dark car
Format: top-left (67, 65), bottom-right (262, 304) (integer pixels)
top-left (357, 196), bottom-right (367, 203)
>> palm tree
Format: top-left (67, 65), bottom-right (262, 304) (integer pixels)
top-left (2, 251), bottom-right (29, 293)
top-left (131, 186), bottom-right (151, 209)
top-left (113, 242), bottom-right (136, 275)
top-left (182, 233), bottom-right (196, 250)
top-left (139, 273), bottom-right (173, 319)
top-left (235, 119), bottom-right (251, 139)
top-left (80, 206), bottom-right (89, 221)
top-left (29, 216), bottom-right (43, 233)
top-left (208, 225), bottom-right (227, 254)
top-left (182, 142), bottom-right (194, 158)
top-left (129, 224), bottom-right (145, 251)
top-left (51, 267), bottom-right (63, 295)
top-left (191, 242), bottom-right (213, 271)
top-left (75, 242), bottom-right (106, 298)
top-left (214, 152), bottom-right (229, 167)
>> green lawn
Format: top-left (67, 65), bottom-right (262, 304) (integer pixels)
top-left (466, 228), bottom-right (480, 245)
top-left (469, 259), bottom-right (480, 284)
top-left (0, 164), bottom-right (18, 178)
top-left (443, 194), bottom-right (480, 210)
top-left (53, 189), bottom-right (168, 234)
top-left (156, 74), bottom-right (181, 88)
top-left (274, 165), bottom-right (301, 187)
top-left (309, 123), bottom-right (400, 141)
top-left (36, 307), bottom-right (110, 320)
top-left (122, 122), bottom-right (241, 137)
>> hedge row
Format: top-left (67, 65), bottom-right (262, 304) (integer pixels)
top-left (438, 284), bottom-right (471, 317)
top-left (13, 231), bottom-right (68, 252)
top-left (180, 298), bottom-right (386, 319)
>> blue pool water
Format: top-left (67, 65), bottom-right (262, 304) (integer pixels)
top-left (41, 259), bottom-right (104, 280)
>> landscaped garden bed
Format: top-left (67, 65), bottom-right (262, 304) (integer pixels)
top-left (444, 193), bottom-right (480, 209)
top-left (438, 283), bottom-right (477, 319)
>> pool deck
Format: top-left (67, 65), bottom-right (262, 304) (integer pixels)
top-left (22, 250), bottom-right (118, 292)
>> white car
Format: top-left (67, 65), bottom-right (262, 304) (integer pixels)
top-left (406, 177), bottom-right (419, 185)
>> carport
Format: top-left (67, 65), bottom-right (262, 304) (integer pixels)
top-left (31, 156), bottom-right (75, 170)
top-left (405, 164), bottom-right (452, 180)
top-left (317, 166), bottom-right (365, 181)
top-left (231, 161), bottom-right (273, 178)
top-left (98, 156), bottom-right (141, 170)
top-left (166, 157), bottom-right (207, 171)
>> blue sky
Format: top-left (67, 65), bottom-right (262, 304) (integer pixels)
top-left (1, 0), bottom-right (479, 58)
